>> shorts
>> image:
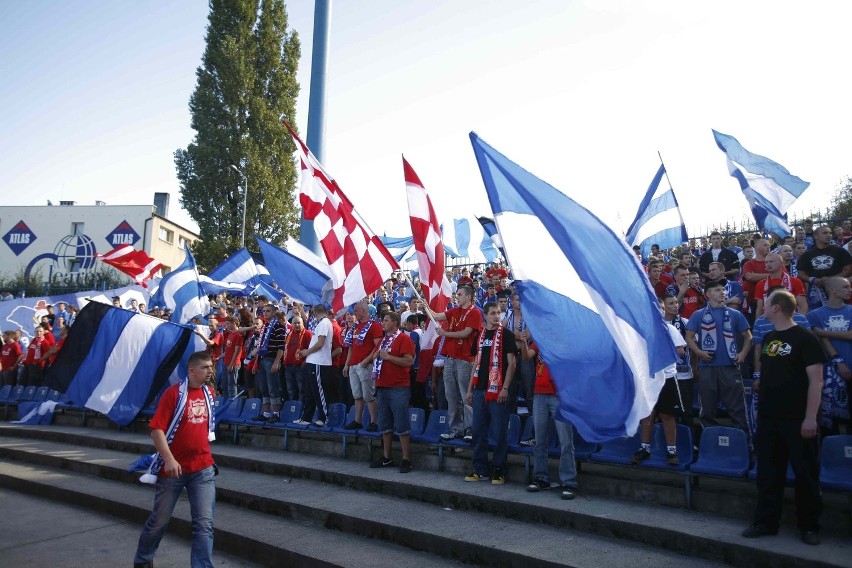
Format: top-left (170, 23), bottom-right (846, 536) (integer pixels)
top-left (349, 363), bottom-right (376, 402)
top-left (377, 387), bottom-right (411, 435)
top-left (655, 377), bottom-right (686, 416)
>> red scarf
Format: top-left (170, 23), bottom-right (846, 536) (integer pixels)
top-left (762, 269), bottom-right (792, 296)
top-left (472, 326), bottom-right (504, 401)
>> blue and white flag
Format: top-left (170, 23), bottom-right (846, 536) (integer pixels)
top-left (477, 216), bottom-right (507, 261)
top-left (44, 302), bottom-right (191, 425)
top-left (712, 130), bottom-right (809, 236)
top-left (148, 245), bottom-right (211, 323)
top-left (208, 248), bottom-right (260, 285)
top-left (379, 236), bottom-right (416, 263)
top-left (469, 132), bottom-right (677, 442)
top-left (166, 323), bottom-right (208, 387)
top-left (198, 276), bottom-right (247, 297)
top-left (625, 164), bottom-right (688, 260)
top-left (442, 217), bottom-right (500, 263)
top-left (256, 237), bottom-right (332, 306)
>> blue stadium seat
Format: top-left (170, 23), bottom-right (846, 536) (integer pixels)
top-left (331, 406), bottom-right (359, 434)
top-left (511, 416), bottom-right (535, 454)
top-left (747, 462), bottom-right (794, 483)
top-left (820, 435), bottom-right (852, 491)
top-left (2, 385), bottom-right (29, 419)
top-left (0, 385), bottom-right (11, 403)
top-left (215, 397), bottom-right (244, 422)
top-left (287, 407), bottom-right (320, 431)
top-left (33, 386), bottom-right (50, 401)
top-left (590, 431), bottom-right (642, 466)
top-left (18, 385), bottom-right (37, 402)
top-left (223, 397), bottom-right (262, 443)
top-left (46, 389), bottom-right (62, 402)
top-left (309, 402), bottom-right (345, 432)
top-left (638, 424), bottom-right (693, 471)
top-left (689, 426), bottom-right (749, 478)
top-left (406, 407), bottom-right (426, 437)
top-left (411, 410), bottom-right (449, 444)
top-left (279, 400), bottom-right (304, 425)
top-left (356, 405), bottom-right (383, 439)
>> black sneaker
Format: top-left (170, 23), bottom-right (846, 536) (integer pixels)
top-left (399, 459), bottom-right (412, 474)
top-left (251, 414), bottom-right (268, 422)
top-left (370, 456), bottom-right (395, 468)
top-left (366, 422), bottom-right (379, 432)
top-left (631, 447), bottom-right (651, 464)
top-left (801, 530), bottom-right (820, 545)
top-left (266, 413), bottom-right (280, 423)
top-left (519, 437), bottom-right (536, 447)
top-left (665, 450), bottom-right (679, 466)
top-left (462, 427), bottom-right (473, 442)
top-left (741, 524), bottom-right (778, 538)
top-left (491, 467), bottom-right (505, 485)
top-left (343, 420), bottom-right (362, 430)
top-left (527, 479), bottom-right (549, 492)
top-left (561, 487), bottom-right (577, 500)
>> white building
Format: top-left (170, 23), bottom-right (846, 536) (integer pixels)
top-left (0, 193), bottom-right (199, 283)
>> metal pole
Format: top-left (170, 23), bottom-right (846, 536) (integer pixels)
top-left (230, 164), bottom-right (248, 249)
top-left (300, 0), bottom-right (332, 256)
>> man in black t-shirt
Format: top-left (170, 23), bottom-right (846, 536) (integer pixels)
top-left (463, 302), bottom-right (517, 485)
top-left (743, 290), bottom-right (825, 545)
top-left (797, 225), bottom-right (852, 310)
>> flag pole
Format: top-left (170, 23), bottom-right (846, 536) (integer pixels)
top-left (401, 270), bottom-right (439, 325)
top-left (657, 151), bottom-right (675, 191)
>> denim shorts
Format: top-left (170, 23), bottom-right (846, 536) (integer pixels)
top-left (377, 387), bottom-right (410, 435)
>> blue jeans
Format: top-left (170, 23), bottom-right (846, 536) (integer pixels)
top-left (284, 364), bottom-right (305, 402)
top-left (443, 357), bottom-right (473, 434)
top-left (471, 389), bottom-right (509, 475)
top-left (256, 357), bottom-right (282, 407)
top-left (218, 366), bottom-right (238, 399)
top-left (532, 394), bottom-right (577, 488)
top-left (135, 465), bottom-right (216, 568)
top-left (377, 387), bottom-right (411, 434)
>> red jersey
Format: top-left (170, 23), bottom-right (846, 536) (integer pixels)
top-left (530, 343), bottom-right (556, 395)
top-left (1, 342), bottom-right (22, 370)
top-left (485, 268), bottom-right (509, 281)
top-left (150, 383), bottom-right (215, 476)
top-left (47, 337), bottom-right (64, 366)
top-left (223, 331), bottom-right (244, 368)
top-left (347, 321), bottom-right (383, 364)
top-left (330, 319), bottom-right (345, 367)
top-left (680, 288), bottom-right (704, 319)
top-left (752, 275), bottom-right (806, 302)
top-left (25, 337), bottom-right (48, 366)
top-left (440, 305), bottom-right (483, 362)
top-left (207, 331), bottom-right (224, 361)
top-left (741, 259), bottom-right (767, 302)
top-left (283, 329), bottom-right (312, 366)
top-left (376, 332), bottom-right (416, 388)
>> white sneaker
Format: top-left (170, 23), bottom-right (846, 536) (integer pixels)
top-left (293, 419), bottom-right (311, 425)
top-left (313, 420), bottom-right (326, 427)
top-left (440, 432), bottom-right (455, 440)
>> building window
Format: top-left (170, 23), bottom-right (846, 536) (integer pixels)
top-left (72, 222), bottom-right (85, 235)
top-left (159, 265), bottom-right (171, 276)
top-left (159, 227), bottom-right (174, 244)
top-left (178, 236), bottom-right (190, 249)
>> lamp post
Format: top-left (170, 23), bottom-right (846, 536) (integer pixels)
top-left (229, 164), bottom-right (248, 249)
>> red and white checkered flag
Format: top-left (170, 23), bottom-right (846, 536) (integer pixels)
top-left (288, 124), bottom-right (397, 312)
top-left (96, 245), bottom-right (162, 287)
top-left (404, 158), bottom-right (452, 350)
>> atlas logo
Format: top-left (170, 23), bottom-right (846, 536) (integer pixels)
top-left (106, 221), bottom-right (140, 247)
top-left (3, 221), bottom-right (37, 256)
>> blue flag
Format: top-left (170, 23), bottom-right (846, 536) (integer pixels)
top-left (379, 236), bottom-right (415, 262)
top-left (625, 164), bottom-right (688, 260)
top-left (712, 130), bottom-right (809, 236)
top-left (44, 302), bottom-right (191, 425)
top-left (469, 132), bottom-right (677, 442)
top-left (477, 216), bottom-right (506, 262)
top-left (442, 217), bottom-right (500, 263)
top-left (148, 245), bottom-right (211, 323)
top-left (256, 237), bottom-right (332, 306)
top-left (208, 248), bottom-right (260, 285)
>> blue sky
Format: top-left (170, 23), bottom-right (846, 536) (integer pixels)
top-left (2, 1), bottom-right (851, 240)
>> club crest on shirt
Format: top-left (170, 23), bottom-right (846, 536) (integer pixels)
top-left (763, 340), bottom-right (792, 358)
top-left (188, 398), bottom-right (208, 424)
top-left (826, 314), bottom-right (850, 332)
top-left (811, 255), bottom-right (834, 271)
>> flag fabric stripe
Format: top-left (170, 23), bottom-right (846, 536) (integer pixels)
top-left (712, 129), bottom-right (810, 235)
top-left (148, 245), bottom-right (210, 323)
top-left (404, 158), bottom-right (452, 350)
top-left (96, 245), bottom-right (163, 286)
top-left (379, 236), bottom-right (415, 263)
top-left (469, 132), bottom-right (676, 442)
top-left (625, 164), bottom-right (688, 259)
top-left (208, 248), bottom-right (260, 284)
top-left (256, 237), bottom-right (332, 306)
top-left (289, 124), bottom-right (397, 311)
top-left (167, 324), bottom-right (208, 386)
top-left (45, 302), bottom-right (191, 424)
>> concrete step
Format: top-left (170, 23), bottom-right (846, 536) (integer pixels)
top-left (0, 489), bottom-right (263, 568)
top-left (0, 425), bottom-right (849, 568)
top-left (0, 460), bottom-right (466, 568)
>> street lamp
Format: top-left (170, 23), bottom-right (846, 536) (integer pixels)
top-left (229, 164), bottom-right (248, 249)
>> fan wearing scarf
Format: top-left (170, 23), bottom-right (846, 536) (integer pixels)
top-left (753, 253), bottom-right (808, 316)
top-left (134, 351), bottom-right (217, 568)
top-left (686, 279), bottom-right (753, 439)
top-left (464, 302), bottom-right (518, 485)
top-left (368, 311), bottom-right (416, 473)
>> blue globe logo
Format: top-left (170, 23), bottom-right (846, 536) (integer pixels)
top-left (53, 234), bottom-right (97, 272)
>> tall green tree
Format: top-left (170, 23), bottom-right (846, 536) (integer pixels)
top-left (827, 176), bottom-right (852, 222)
top-left (175, 0), bottom-right (301, 270)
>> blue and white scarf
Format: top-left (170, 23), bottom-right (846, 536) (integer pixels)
top-left (139, 380), bottom-right (215, 484)
top-left (699, 307), bottom-right (737, 361)
top-left (372, 330), bottom-right (400, 380)
top-left (343, 321), bottom-right (373, 347)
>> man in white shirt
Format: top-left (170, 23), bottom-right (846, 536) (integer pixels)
top-left (294, 304), bottom-right (335, 426)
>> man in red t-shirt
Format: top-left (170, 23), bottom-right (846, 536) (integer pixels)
top-left (0, 331), bottom-right (23, 386)
top-left (429, 284), bottom-right (483, 441)
top-left (753, 253), bottom-right (807, 315)
top-left (742, 238), bottom-right (771, 322)
top-left (134, 352), bottom-right (216, 567)
top-left (369, 312), bottom-right (415, 473)
top-left (23, 326), bottom-right (49, 387)
top-left (221, 317), bottom-right (244, 399)
top-left (282, 316), bottom-right (312, 403)
top-left (342, 301), bottom-right (383, 431)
